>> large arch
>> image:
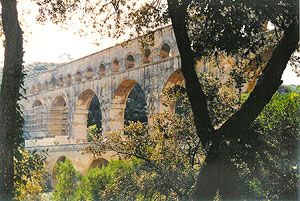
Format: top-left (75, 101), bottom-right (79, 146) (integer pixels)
top-left (110, 80), bottom-right (147, 130)
top-left (160, 69), bottom-right (184, 112)
top-left (73, 89), bottom-right (102, 141)
top-left (88, 158), bottom-right (109, 170)
top-left (51, 156), bottom-right (66, 188)
top-left (49, 96), bottom-right (67, 137)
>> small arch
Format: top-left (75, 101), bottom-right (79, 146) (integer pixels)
top-left (143, 49), bottom-right (152, 64)
top-left (86, 68), bottom-right (94, 80)
top-left (126, 55), bottom-right (135, 69)
top-left (44, 81), bottom-right (49, 90)
top-left (52, 96), bottom-right (66, 107)
top-left (32, 100), bottom-right (43, 108)
top-left (31, 85), bottom-right (36, 95)
top-left (66, 74), bottom-right (72, 85)
top-left (160, 43), bottom-right (171, 59)
top-left (99, 64), bottom-right (106, 77)
top-left (76, 72), bottom-right (82, 82)
top-left (58, 77), bottom-right (64, 87)
top-left (36, 83), bottom-right (42, 92)
top-left (50, 78), bottom-right (56, 89)
top-left (89, 158), bottom-right (109, 170)
top-left (112, 60), bottom-right (119, 73)
top-left (52, 156), bottom-right (66, 188)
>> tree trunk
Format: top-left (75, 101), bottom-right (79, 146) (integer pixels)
top-left (0, 0), bottom-right (24, 199)
top-left (167, 0), bottom-right (299, 200)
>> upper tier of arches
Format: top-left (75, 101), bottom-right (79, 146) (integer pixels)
top-left (27, 41), bottom-right (174, 96)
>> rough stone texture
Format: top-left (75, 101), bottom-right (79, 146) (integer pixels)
top-left (20, 25), bottom-right (270, 188)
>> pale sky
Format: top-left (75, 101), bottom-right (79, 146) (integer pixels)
top-left (0, 1), bottom-right (298, 85)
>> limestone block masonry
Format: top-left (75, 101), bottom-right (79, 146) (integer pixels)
top-left (20, 25), bottom-right (272, 188)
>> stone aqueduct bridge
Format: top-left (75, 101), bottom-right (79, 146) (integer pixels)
top-left (21, 26), bottom-right (187, 186)
top-left (21, 25), bottom-right (260, 187)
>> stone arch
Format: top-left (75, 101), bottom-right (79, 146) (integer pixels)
top-left (99, 64), bottom-right (106, 77)
top-left (51, 156), bottom-right (66, 188)
top-left (36, 83), bottom-right (42, 92)
top-left (49, 96), bottom-right (68, 137)
top-left (160, 43), bottom-right (171, 59)
top-left (58, 77), bottom-right (64, 87)
top-left (110, 80), bottom-right (146, 130)
top-left (143, 48), bottom-right (152, 64)
top-left (88, 158), bottom-right (109, 170)
top-left (25, 99), bottom-right (45, 139)
top-left (44, 81), bottom-right (49, 90)
top-left (50, 77), bottom-right (56, 89)
top-left (76, 71), bottom-right (82, 82)
top-left (66, 74), bottom-right (72, 85)
top-left (126, 54), bottom-right (135, 69)
top-left (31, 85), bottom-right (36, 95)
top-left (112, 59), bottom-right (120, 73)
top-left (32, 100), bottom-right (43, 108)
top-left (73, 89), bottom-right (101, 141)
top-left (87, 68), bottom-right (94, 80)
top-left (160, 69), bottom-right (184, 112)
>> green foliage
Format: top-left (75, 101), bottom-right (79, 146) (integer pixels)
top-left (14, 148), bottom-right (48, 201)
top-left (87, 95), bottom-right (102, 133)
top-left (87, 111), bottom-right (203, 200)
top-left (53, 158), bottom-right (79, 201)
top-left (124, 84), bottom-right (148, 126)
top-left (87, 125), bottom-right (101, 142)
top-left (75, 159), bottom-right (140, 201)
top-left (235, 89), bottom-right (300, 200)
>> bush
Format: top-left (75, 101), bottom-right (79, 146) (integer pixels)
top-left (75, 159), bottom-right (140, 201)
top-left (53, 158), bottom-right (79, 201)
top-left (14, 148), bottom-right (48, 201)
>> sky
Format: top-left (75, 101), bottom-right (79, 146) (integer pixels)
top-left (0, 1), bottom-right (298, 85)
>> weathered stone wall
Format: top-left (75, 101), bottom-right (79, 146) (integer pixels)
top-left (21, 25), bottom-right (271, 188)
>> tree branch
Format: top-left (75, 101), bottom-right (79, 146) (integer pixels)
top-left (167, 0), bottom-right (214, 147)
top-left (219, 19), bottom-right (299, 139)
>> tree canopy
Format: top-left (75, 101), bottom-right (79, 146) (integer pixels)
top-left (0, 0), bottom-right (298, 200)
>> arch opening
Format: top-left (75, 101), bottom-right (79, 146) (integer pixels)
top-left (160, 43), bottom-right (171, 59)
top-left (24, 100), bottom-right (45, 139)
top-left (87, 95), bottom-right (102, 141)
top-left (66, 74), bottom-right (72, 85)
top-left (59, 77), bottom-right (64, 87)
top-left (51, 78), bottom-right (56, 89)
top-left (143, 49), bottom-right (152, 64)
top-left (51, 156), bottom-right (66, 188)
top-left (110, 80), bottom-right (147, 130)
top-left (126, 55), bottom-right (135, 69)
top-left (112, 60), bottom-right (119, 73)
top-left (99, 64), bottom-right (106, 77)
top-left (89, 158), bottom-right (108, 170)
top-left (87, 68), bottom-right (94, 80)
top-left (160, 69), bottom-right (184, 113)
top-left (124, 83), bottom-right (148, 127)
top-left (44, 81), bottom-right (49, 90)
top-left (76, 72), bottom-right (82, 82)
top-left (49, 96), bottom-right (68, 137)
top-left (31, 85), bottom-right (36, 95)
top-left (74, 89), bottom-right (102, 141)
top-left (37, 83), bottom-right (42, 92)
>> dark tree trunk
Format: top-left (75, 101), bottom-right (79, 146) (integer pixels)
top-left (167, 0), bottom-right (299, 200)
top-left (0, 0), bottom-right (24, 199)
